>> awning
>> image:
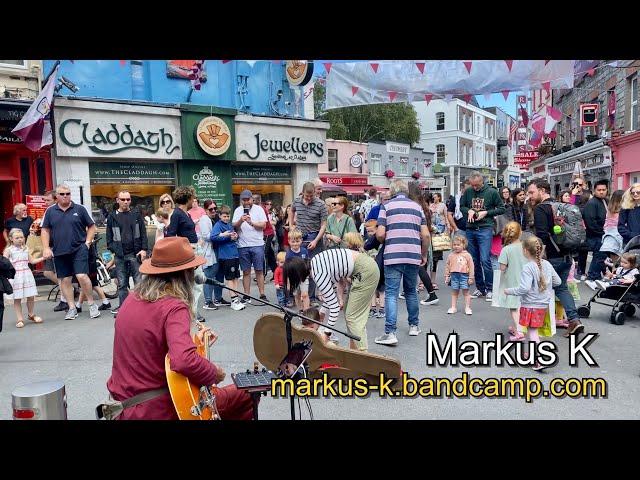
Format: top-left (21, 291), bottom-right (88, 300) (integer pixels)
top-left (342, 185), bottom-right (372, 194)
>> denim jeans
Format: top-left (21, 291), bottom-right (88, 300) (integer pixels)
top-left (115, 254), bottom-right (141, 307)
top-left (384, 263), bottom-right (420, 334)
top-left (548, 256), bottom-right (579, 322)
top-left (586, 236), bottom-right (607, 281)
top-left (276, 288), bottom-right (286, 306)
top-left (203, 263), bottom-right (222, 303)
top-left (213, 262), bottom-right (226, 302)
top-left (466, 227), bottom-right (493, 293)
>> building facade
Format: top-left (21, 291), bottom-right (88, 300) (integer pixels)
top-left (415, 98), bottom-right (498, 196)
top-left (367, 141), bottom-right (436, 194)
top-left (484, 106), bottom-right (521, 189)
top-left (319, 140), bottom-right (369, 197)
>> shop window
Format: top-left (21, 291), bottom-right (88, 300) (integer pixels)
top-left (370, 153), bottom-right (382, 174)
top-left (36, 158), bottom-right (47, 194)
top-left (328, 149), bottom-right (338, 171)
top-left (399, 156), bottom-right (408, 175)
top-left (436, 144), bottom-right (445, 163)
top-left (20, 158), bottom-right (31, 198)
top-left (436, 112), bottom-right (445, 130)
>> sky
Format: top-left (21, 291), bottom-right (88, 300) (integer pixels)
top-left (313, 60), bottom-right (518, 118)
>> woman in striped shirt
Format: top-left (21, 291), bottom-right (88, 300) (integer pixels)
top-left (283, 248), bottom-right (379, 351)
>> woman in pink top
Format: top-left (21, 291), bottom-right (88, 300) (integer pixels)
top-left (107, 236), bottom-right (254, 420)
top-left (188, 196), bottom-right (207, 234)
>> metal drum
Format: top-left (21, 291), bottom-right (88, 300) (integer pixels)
top-left (12, 379), bottom-right (67, 420)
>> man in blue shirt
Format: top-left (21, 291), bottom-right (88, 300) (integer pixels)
top-left (42, 184), bottom-right (101, 320)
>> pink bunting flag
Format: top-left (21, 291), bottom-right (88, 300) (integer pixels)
top-left (388, 91), bottom-right (398, 102)
top-left (532, 116), bottom-right (546, 135)
top-left (221, 60), bottom-right (232, 64)
top-left (542, 81), bottom-right (551, 94)
top-left (370, 63), bottom-right (379, 73)
top-left (424, 93), bottom-right (433, 104)
top-left (119, 60), bottom-right (126, 67)
top-left (351, 86), bottom-right (359, 96)
top-left (415, 62), bottom-right (425, 74)
top-left (501, 90), bottom-right (510, 100)
top-left (548, 130), bottom-right (557, 140)
top-left (463, 94), bottom-right (472, 103)
top-left (323, 62), bottom-right (332, 74)
top-left (463, 61), bottom-right (473, 74)
top-left (505, 60), bottom-right (513, 72)
top-left (587, 68), bottom-right (596, 76)
top-left (544, 60), bottom-right (551, 66)
top-left (544, 106), bottom-right (563, 134)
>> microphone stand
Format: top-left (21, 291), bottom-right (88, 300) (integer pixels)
top-left (202, 277), bottom-right (360, 420)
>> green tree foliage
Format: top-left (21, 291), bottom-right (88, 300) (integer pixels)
top-left (313, 79), bottom-right (420, 145)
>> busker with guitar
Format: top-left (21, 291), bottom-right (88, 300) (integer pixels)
top-left (106, 236), bottom-right (254, 420)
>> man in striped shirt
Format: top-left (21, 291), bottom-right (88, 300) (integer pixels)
top-left (374, 179), bottom-right (430, 346)
top-left (292, 181), bottom-right (328, 303)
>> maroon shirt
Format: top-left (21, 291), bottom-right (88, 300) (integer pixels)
top-left (262, 205), bottom-right (275, 237)
top-left (107, 295), bottom-right (218, 420)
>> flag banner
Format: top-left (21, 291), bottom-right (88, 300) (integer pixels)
top-left (11, 65), bottom-right (59, 151)
top-left (326, 60), bottom-right (574, 109)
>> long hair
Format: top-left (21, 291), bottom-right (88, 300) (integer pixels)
top-left (621, 183), bottom-right (640, 210)
top-left (282, 257), bottom-right (310, 297)
top-left (409, 189), bottom-right (431, 230)
top-left (522, 236), bottom-right (547, 292)
top-left (134, 269), bottom-right (196, 318)
top-left (502, 221), bottom-right (522, 246)
top-left (559, 190), bottom-right (572, 203)
top-left (511, 188), bottom-right (525, 205)
top-left (608, 190), bottom-right (625, 215)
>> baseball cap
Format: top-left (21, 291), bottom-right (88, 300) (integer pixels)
top-left (240, 189), bottom-right (253, 199)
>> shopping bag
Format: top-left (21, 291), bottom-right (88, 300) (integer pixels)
top-left (432, 233), bottom-right (452, 252)
top-left (491, 269), bottom-right (501, 307)
top-left (538, 299), bottom-right (557, 338)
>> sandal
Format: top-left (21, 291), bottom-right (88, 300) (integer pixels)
top-left (509, 332), bottom-right (526, 341)
top-left (16, 321), bottom-right (25, 328)
top-left (28, 314), bottom-right (43, 324)
top-left (508, 326), bottom-right (516, 335)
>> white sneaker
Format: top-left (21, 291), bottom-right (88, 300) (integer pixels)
top-left (595, 280), bottom-right (609, 290)
top-left (409, 325), bottom-right (421, 336)
top-left (585, 280), bottom-right (598, 291)
top-left (64, 308), bottom-right (78, 320)
top-left (470, 290), bottom-right (484, 298)
top-left (447, 308), bottom-right (457, 314)
top-left (398, 292), bottom-right (405, 299)
top-left (485, 292), bottom-right (493, 302)
top-left (89, 303), bottom-right (101, 319)
top-left (374, 333), bottom-right (398, 345)
top-left (580, 275), bottom-right (587, 281)
top-left (231, 298), bottom-right (246, 311)
top-left (465, 307), bottom-right (473, 315)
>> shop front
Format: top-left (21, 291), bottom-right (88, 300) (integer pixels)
top-left (234, 114), bottom-right (329, 208)
top-left (0, 100), bottom-right (53, 251)
top-left (177, 105), bottom-right (235, 208)
top-left (53, 98), bottom-right (182, 223)
top-left (318, 175), bottom-right (369, 199)
top-left (548, 139), bottom-right (612, 198)
top-left (609, 131), bottom-right (640, 190)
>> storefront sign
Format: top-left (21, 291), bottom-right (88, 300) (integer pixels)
top-left (319, 176), bottom-right (368, 186)
top-left (235, 117), bottom-right (328, 164)
top-left (350, 154), bottom-right (363, 168)
top-left (26, 195), bottom-right (48, 220)
top-left (285, 61), bottom-right (314, 87)
top-left (89, 161), bottom-right (176, 185)
top-left (178, 161), bottom-right (232, 207)
top-left (0, 104), bottom-right (27, 144)
top-left (233, 166), bottom-right (292, 185)
top-left (54, 103), bottom-right (182, 159)
top-left (196, 116), bottom-right (231, 156)
top-left (386, 142), bottom-right (410, 155)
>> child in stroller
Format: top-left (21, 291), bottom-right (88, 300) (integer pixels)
top-left (578, 235), bottom-right (640, 325)
top-left (595, 252), bottom-right (638, 290)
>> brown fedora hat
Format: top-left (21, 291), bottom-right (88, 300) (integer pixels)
top-left (139, 237), bottom-right (205, 275)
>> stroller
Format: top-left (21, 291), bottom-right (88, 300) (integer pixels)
top-left (577, 235), bottom-right (640, 325)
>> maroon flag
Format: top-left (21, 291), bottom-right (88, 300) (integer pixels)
top-left (189, 60), bottom-right (205, 91)
top-left (608, 90), bottom-right (617, 129)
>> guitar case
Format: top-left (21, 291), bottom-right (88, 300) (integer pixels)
top-left (253, 313), bottom-right (403, 386)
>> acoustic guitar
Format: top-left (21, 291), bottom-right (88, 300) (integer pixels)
top-left (165, 321), bottom-right (221, 420)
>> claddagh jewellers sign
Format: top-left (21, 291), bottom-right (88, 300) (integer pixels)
top-left (54, 104), bottom-right (182, 159)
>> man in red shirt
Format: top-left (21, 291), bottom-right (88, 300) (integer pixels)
top-left (106, 236), bottom-right (254, 420)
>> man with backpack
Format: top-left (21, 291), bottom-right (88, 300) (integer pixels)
top-left (527, 179), bottom-right (585, 336)
top-left (584, 180), bottom-right (609, 291)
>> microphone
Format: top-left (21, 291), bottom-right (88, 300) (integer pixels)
top-left (194, 272), bottom-right (224, 287)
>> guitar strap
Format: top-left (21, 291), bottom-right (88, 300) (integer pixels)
top-left (96, 387), bottom-right (169, 420)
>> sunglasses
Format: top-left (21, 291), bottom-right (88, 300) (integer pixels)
top-left (208, 208), bottom-right (216, 212)
top-left (119, 198), bottom-right (132, 201)
top-left (57, 192), bottom-right (71, 196)
top-left (632, 191), bottom-right (640, 195)
top-left (160, 200), bottom-right (172, 205)
top-left (331, 202), bottom-right (340, 206)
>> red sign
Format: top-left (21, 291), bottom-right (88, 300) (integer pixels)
top-left (580, 103), bottom-right (599, 127)
top-left (319, 176), bottom-right (368, 186)
top-left (517, 95), bottom-right (527, 104)
top-left (26, 195), bottom-right (48, 220)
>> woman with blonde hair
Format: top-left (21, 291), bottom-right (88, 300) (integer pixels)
top-left (618, 183), bottom-right (640, 245)
top-left (325, 196), bottom-right (357, 308)
top-left (494, 221), bottom-right (528, 340)
top-left (155, 193), bottom-right (175, 241)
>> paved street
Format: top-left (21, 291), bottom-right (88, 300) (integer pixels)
top-left (1, 278), bottom-right (639, 420)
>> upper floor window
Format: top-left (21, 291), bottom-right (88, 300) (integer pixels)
top-left (631, 75), bottom-right (638, 131)
top-left (436, 144), bottom-right (445, 163)
top-left (436, 112), bottom-right (445, 130)
top-left (328, 149), bottom-right (338, 171)
top-left (0, 60), bottom-right (27, 68)
top-left (370, 153), bottom-right (382, 174)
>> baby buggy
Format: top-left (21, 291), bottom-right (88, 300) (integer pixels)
top-left (577, 235), bottom-right (640, 325)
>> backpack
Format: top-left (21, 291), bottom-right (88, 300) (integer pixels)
top-left (550, 201), bottom-right (586, 250)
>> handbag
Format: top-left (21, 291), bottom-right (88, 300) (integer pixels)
top-left (327, 216), bottom-right (349, 249)
top-left (432, 233), bottom-right (452, 252)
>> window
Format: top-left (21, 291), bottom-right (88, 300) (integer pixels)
top-left (436, 144), bottom-right (445, 163)
top-left (423, 159), bottom-right (430, 176)
top-left (370, 153), bottom-right (382, 174)
top-left (399, 156), bottom-right (408, 175)
top-left (465, 144), bottom-right (470, 165)
top-left (458, 111), bottom-right (464, 131)
top-left (465, 115), bottom-right (471, 133)
top-left (328, 149), bottom-right (338, 171)
top-left (20, 158), bottom-right (31, 196)
top-left (476, 117), bottom-right (480, 135)
top-left (36, 158), bottom-right (47, 194)
top-left (387, 155), bottom-right (394, 171)
top-left (436, 112), bottom-right (445, 130)
top-left (632, 75), bottom-right (638, 131)
top-left (0, 60), bottom-right (26, 68)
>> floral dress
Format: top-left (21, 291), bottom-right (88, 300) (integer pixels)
top-left (6, 246), bottom-right (37, 300)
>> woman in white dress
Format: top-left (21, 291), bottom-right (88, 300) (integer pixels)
top-left (3, 228), bottom-right (44, 328)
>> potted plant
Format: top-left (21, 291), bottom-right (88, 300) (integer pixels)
top-left (562, 145), bottom-right (572, 152)
top-left (411, 171), bottom-right (421, 180)
top-left (573, 140), bottom-right (584, 148)
top-left (586, 134), bottom-right (599, 142)
top-left (552, 149), bottom-right (561, 155)
top-left (384, 169), bottom-right (395, 179)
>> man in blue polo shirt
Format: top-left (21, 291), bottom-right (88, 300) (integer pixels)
top-left (42, 184), bottom-right (101, 320)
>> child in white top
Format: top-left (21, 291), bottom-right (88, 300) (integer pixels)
top-left (595, 253), bottom-right (639, 290)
